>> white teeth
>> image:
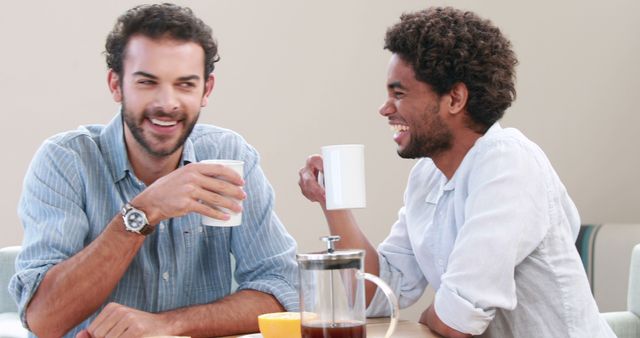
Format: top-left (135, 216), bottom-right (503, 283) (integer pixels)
top-left (151, 118), bottom-right (177, 127)
top-left (390, 124), bottom-right (409, 133)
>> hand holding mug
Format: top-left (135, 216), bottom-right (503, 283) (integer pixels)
top-left (298, 154), bottom-right (326, 205)
top-left (199, 160), bottom-right (245, 226)
top-left (298, 144), bottom-right (366, 210)
top-left (131, 162), bottom-right (245, 225)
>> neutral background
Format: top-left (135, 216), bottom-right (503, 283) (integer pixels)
top-left (1, 0), bottom-right (639, 321)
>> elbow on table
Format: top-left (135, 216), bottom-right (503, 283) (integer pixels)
top-left (421, 304), bottom-right (473, 338)
top-left (429, 322), bottom-right (472, 338)
top-left (443, 329), bottom-right (473, 338)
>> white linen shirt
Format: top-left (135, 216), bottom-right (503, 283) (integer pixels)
top-left (367, 123), bottom-right (615, 337)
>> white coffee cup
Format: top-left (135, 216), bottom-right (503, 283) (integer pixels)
top-left (200, 159), bottom-right (244, 226)
top-left (321, 144), bottom-right (366, 210)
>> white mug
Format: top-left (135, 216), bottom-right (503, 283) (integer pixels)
top-left (200, 159), bottom-right (244, 226)
top-left (321, 144), bottom-right (366, 210)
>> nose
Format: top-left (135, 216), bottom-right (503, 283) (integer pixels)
top-left (155, 85), bottom-right (180, 112)
top-left (378, 99), bottom-right (395, 117)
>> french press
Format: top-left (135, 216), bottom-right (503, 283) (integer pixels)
top-left (297, 236), bottom-right (399, 338)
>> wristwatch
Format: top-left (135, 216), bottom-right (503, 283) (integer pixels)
top-left (121, 203), bottom-right (154, 235)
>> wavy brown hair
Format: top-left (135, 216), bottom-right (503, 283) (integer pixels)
top-left (384, 7), bottom-right (518, 130)
top-left (105, 3), bottom-right (220, 80)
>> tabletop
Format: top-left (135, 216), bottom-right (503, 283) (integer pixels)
top-left (222, 318), bottom-right (441, 338)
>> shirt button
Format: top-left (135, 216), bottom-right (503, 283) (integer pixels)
top-left (437, 259), bottom-right (444, 267)
top-left (162, 272), bottom-right (169, 281)
top-left (159, 223), bottom-right (165, 231)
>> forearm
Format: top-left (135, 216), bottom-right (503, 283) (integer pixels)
top-left (165, 290), bottom-right (284, 337)
top-left (420, 304), bottom-right (471, 338)
top-left (26, 215), bottom-right (144, 338)
top-left (322, 207), bottom-right (379, 304)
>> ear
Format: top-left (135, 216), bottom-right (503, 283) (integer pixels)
top-left (107, 69), bottom-right (123, 103)
top-left (447, 82), bottom-right (469, 115)
top-left (200, 73), bottom-right (215, 107)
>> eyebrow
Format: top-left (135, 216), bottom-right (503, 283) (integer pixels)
top-left (132, 71), bottom-right (201, 82)
top-left (387, 81), bottom-right (407, 90)
top-left (177, 75), bottom-right (201, 82)
top-left (132, 71), bottom-right (158, 79)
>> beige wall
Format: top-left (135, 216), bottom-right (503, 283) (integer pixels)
top-left (1, 0), bottom-right (639, 320)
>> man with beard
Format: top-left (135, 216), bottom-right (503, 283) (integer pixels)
top-left (298, 7), bottom-right (615, 338)
top-left (10, 4), bottom-right (297, 338)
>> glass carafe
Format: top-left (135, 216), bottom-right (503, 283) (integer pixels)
top-left (297, 236), bottom-right (399, 338)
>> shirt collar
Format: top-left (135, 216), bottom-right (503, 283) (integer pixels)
top-left (484, 121), bottom-right (502, 135)
top-left (181, 134), bottom-right (196, 166)
top-left (440, 121), bottom-right (503, 191)
top-left (100, 110), bottom-right (196, 183)
top-left (425, 173), bottom-right (446, 204)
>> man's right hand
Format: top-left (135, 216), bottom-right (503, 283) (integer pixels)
top-left (131, 162), bottom-right (246, 225)
top-left (298, 154), bottom-right (326, 206)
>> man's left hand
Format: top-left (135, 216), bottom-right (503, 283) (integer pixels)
top-left (76, 302), bottom-right (171, 338)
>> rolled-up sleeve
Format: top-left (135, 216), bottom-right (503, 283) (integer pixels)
top-left (9, 140), bottom-right (89, 328)
top-left (367, 204), bottom-right (428, 317)
top-left (434, 140), bottom-right (552, 334)
top-left (434, 284), bottom-right (495, 335)
top-left (230, 145), bottom-right (299, 311)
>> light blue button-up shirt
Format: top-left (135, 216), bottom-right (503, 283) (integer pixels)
top-left (10, 113), bottom-right (299, 337)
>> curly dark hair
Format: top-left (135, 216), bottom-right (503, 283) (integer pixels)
top-left (105, 3), bottom-right (220, 80)
top-left (384, 7), bottom-right (518, 130)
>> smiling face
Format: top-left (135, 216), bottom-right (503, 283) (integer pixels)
top-left (379, 54), bottom-right (453, 159)
top-left (108, 34), bottom-right (214, 159)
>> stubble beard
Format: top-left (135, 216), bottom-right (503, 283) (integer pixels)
top-left (398, 102), bottom-right (453, 159)
top-left (122, 99), bottom-right (199, 158)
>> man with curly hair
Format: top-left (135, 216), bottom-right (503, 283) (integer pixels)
top-left (10, 3), bottom-right (298, 337)
top-left (298, 7), bottom-right (615, 337)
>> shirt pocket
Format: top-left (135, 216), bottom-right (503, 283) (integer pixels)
top-left (181, 222), bottom-right (229, 253)
top-left (199, 224), bottom-right (231, 238)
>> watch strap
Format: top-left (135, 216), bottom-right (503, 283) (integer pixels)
top-left (138, 223), bottom-right (154, 235)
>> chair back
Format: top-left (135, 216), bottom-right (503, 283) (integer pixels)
top-left (0, 246), bottom-right (20, 313)
top-left (629, 244), bottom-right (640, 316)
top-left (576, 224), bottom-right (602, 290)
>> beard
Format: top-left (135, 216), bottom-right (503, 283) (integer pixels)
top-left (122, 99), bottom-right (199, 158)
top-left (398, 102), bottom-right (453, 159)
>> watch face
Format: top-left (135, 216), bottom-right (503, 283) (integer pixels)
top-left (126, 211), bottom-right (145, 231)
